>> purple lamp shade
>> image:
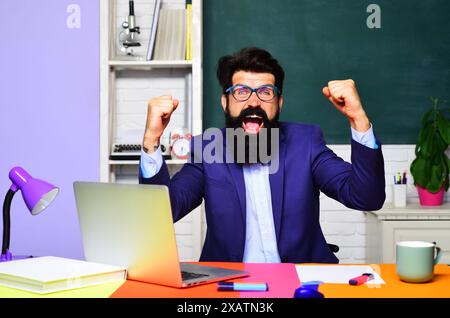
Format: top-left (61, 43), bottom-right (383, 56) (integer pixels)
top-left (8, 167), bottom-right (59, 215)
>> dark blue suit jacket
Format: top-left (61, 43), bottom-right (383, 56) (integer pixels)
top-left (139, 122), bottom-right (385, 263)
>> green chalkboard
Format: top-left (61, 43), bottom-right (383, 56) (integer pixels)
top-left (203, 0), bottom-right (450, 143)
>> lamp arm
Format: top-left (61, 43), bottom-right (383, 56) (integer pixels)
top-left (2, 189), bottom-right (16, 255)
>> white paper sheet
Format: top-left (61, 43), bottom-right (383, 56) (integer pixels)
top-left (295, 265), bottom-right (386, 285)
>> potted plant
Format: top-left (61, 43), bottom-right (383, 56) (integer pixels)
top-left (410, 97), bottom-right (450, 206)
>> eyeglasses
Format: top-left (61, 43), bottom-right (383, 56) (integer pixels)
top-left (225, 84), bottom-right (279, 102)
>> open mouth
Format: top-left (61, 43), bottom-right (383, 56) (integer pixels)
top-left (242, 115), bottom-right (264, 134)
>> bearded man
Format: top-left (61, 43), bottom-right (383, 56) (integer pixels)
top-left (139, 47), bottom-right (385, 264)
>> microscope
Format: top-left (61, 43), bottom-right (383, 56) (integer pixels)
top-left (119, 0), bottom-right (141, 56)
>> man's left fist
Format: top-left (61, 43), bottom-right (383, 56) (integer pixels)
top-left (322, 79), bottom-right (370, 132)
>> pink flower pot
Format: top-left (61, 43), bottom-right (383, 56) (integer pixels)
top-left (417, 186), bottom-right (444, 206)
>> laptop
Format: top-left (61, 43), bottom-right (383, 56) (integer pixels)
top-left (73, 181), bottom-right (248, 288)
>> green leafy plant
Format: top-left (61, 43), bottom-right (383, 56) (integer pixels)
top-left (410, 98), bottom-right (450, 193)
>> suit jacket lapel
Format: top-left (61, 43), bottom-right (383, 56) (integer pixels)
top-left (222, 129), bottom-right (246, 224)
top-left (269, 128), bottom-right (286, 241)
top-left (227, 163), bottom-right (246, 224)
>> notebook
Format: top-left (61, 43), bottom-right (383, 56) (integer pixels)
top-left (73, 182), bottom-right (249, 288)
top-left (0, 256), bottom-right (126, 294)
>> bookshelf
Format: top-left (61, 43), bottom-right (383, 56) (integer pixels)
top-left (100, 0), bottom-right (203, 261)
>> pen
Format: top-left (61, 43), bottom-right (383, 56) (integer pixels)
top-left (349, 273), bottom-right (374, 286)
top-left (217, 282), bottom-right (269, 291)
top-left (402, 171), bottom-right (407, 184)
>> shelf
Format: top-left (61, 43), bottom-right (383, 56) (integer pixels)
top-left (109, 60), bottom-right (193, 70)
top-left (368, 202), bottom-right (450, 220)
top-left (109, 159), bottom-right (187, 165)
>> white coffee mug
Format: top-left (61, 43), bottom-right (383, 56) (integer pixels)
top-left (396, 241), bottom-right (442, 283)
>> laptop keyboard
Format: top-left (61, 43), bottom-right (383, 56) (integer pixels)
top-left (181, 271), bottom-right (210, 281)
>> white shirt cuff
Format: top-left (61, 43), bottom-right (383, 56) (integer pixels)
top-left (351, 123), bottom-right (378, 149)
top-left (140, 146), bottom-right (164, 178)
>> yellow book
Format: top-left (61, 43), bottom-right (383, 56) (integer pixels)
top-left (186, 4), bottom-right (192, 60)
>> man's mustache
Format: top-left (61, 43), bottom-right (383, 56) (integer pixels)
top-left (238, 107), bottom-right (270, 122)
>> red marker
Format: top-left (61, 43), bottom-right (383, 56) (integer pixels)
top-left (349, 273), bottom-right (374, 286)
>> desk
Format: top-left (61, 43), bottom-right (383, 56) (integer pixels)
top-left (317, 264), bottom-right (450, 298)
top-left (111, 262), bottom-right (450, 298)
top-left (1, 263), bottom-right (449, 298)
top-left (111, 263), bottom-right (299, 298)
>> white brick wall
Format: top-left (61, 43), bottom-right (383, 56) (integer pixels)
top-left (115, 136), bottom-right (443, 263)
top-left (321, 145), bottom-right (450, 264)
top-left (134, 144), bottom-right (432, 264)
top-left (114, 68), bottom-right (190, 144)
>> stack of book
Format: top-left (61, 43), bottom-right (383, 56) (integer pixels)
top-left (146, 0), bottom-right (192, 61)
top-left (0, 256), bottom-right (126, 294)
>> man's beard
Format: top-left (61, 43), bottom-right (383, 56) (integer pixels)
top-left (224, 101), bottom-right (280, 165)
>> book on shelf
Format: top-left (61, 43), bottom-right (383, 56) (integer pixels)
top-left (153, 9), bottom-right (187, 60)
top-left (146, 0), bottom-right (162, 61)
top-left (186, 4), bottom-right (192, 60)
top-left (0, 256), bottom-right (126, 294)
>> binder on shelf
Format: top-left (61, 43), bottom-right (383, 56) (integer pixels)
top-left (186, 4), bottom-right (192, 60)
top-left (153, 9), bottom-right (187, 60)
top-left (0, 256), bottom-right (126, 294)
top-left (146, 0), bottom-right (162, 61)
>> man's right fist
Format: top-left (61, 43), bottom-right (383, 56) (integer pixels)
top-left (142, 95), bottom-right (179, 153)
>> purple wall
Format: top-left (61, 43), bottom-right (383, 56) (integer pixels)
top-left (0, 0), bottom-right (99, 260)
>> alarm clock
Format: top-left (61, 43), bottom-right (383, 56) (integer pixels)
top-left (170, 128), bottom-right (192, 160)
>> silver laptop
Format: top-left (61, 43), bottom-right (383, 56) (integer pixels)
top-left (73, 181), bottom-right (248, 288)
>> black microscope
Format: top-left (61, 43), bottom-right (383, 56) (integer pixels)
top-left (119, 0), bottom-right (141, 56)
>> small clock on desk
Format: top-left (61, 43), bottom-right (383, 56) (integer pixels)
top-left (170, 128), bottom-right (192, 160)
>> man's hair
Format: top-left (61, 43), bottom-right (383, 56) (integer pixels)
top-left (216, 47), bottom-right (285, 95)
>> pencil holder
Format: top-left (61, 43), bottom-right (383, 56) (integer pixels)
top-left (393, 184), bottom-right (407, 208)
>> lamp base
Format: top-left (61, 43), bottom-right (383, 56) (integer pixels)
top-left (0, 250), bottom-right (34, 262)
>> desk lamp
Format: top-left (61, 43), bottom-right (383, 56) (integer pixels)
top-left (1, 167), bottom-right (59, 262)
